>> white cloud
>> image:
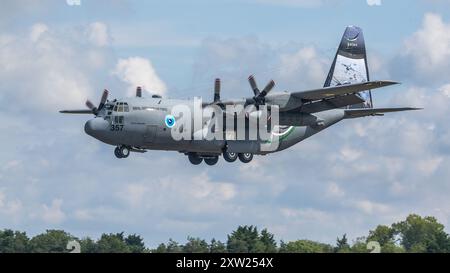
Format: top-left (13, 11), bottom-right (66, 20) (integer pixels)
top-left (353, 200), bottom-right (390, 215)
top-left (416, 157), bottom-right (443, 176)
top-left (253, 0), bottom-right (335, 8)
top-left (29, 23), bottom-right (48, 42)
top-left (87, 22), bottom-right (111, 47)
top-left (326, 182), bottom-right (345, 198)
top-left (278, 46), bottom-right (328, 88)
top-left (74, 209), bottom-right (94, 221)
top-left (339, 147), bottom-right (363, 162)
top-left (3, 7), bottom-right (450, 247)
top-left (0, 23), bottom-right (105, 112)
top-left (0, 190), bottom-right (23, 217)
top-left (397, 13), bottom-right (450, 84)
top-left (117, 172), bottom-right (236, 216)
top-left (41, 199), bottom-right (66, 224)
top-left (367, 0), bottom-right (382, 6)
top-left (113, 57), bottom-right (167, 96)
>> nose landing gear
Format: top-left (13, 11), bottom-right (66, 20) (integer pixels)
top-left (114, 146), bottom-right (130, 159)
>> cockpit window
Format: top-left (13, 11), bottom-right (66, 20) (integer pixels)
top-left (113, 102), bottom-right (130, 112)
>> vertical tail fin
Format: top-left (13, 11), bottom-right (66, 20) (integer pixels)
top-left (324, 26), bottom-right (373, 109)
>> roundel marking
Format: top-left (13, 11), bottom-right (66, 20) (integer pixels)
top-left (165, 115), bottom-right (176, 128)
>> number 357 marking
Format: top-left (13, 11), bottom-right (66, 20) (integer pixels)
top-left (111, 125), bottom-right (124, 131)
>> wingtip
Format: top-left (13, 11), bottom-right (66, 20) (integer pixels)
top-left (379, 80), bottom-right (401, 85)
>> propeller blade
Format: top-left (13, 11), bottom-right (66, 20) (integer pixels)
top-left (248, 75), bottom-right (260, 96)
top-left (98, 89), bottom-right (109, 110)
top-left (136, 86), bottom-right (142, 98)
top-left (86, 100), bottom-right (96, 111)
top-left (260, 80), bottom-right (275, 97)
top-left (214, 78), bottom-right (221, 103)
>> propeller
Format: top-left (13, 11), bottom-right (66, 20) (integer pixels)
top-left (214, 78), bottom-right (221, 103)
top-left (136, 86), bottom-right (142, 98)
top-left (86, 89), bottom-right (109, 115)
top-left (246, 75), bottom-right (275, 106)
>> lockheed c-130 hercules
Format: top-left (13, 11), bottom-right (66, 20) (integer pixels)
top-left (60, 26), bottom-right (420, 166)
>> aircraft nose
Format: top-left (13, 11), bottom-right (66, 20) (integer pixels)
top-left (85, 118), bottom-right (109, 138)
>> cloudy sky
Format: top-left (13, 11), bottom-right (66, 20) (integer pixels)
top-left (1, 0), bottom-right (450, 246)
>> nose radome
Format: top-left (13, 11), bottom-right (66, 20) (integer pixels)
top-left (84, 120), bottom-right (94, 136)
top-left (84, 118), bottom-right (108, 138)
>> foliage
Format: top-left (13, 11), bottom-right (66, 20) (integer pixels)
top-left (279, 240), bottom-right (333, 253)
top-left (392, 214), bottom-right (450, 253)
top-left (0, 214), bottom-right (449, 253)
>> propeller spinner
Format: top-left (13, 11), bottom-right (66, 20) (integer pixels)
top-left (85, 89), bottom-right (109, 115)
top-left (246, 75), bottom-right (275, 106)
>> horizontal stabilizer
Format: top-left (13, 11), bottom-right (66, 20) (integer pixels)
top-left (292, 81), bottom-right (399, 101)
top-left (59, 110), bottom-right (93, 114)
top-left (345, 107), bottom-right (422, 118)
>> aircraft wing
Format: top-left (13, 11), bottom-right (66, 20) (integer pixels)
top-left (344, 107), bottom-right (422, 118)
top-left (59, 110), bottom-right (93, 114)
top-left (291, 81), bottom-right (399, 101)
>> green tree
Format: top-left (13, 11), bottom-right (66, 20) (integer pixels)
top-left (166, 239), bottom-right (183, 253)
top-left (183, 237), bottom-right (209, 253)
top-left (392, 214), bottom-right (450, 253)
top-left (209, 239), bottom-right (227, 253)
top-left (227, 225), bottom-right (260, 253)
top-left (367, 225), bottom-right (395, 246)
top-left (79, 237), bottom-right (97, 253)
top-left (259, 229), bottom-right (277, 253)
top-left (335, 234), bottom-right (351, 253)
top-left (0, 229), bottom-right (29, 253)
top-left (29, 230), bottom-right (75, 253)
top-left (279, 240), bottom-right (333, 253)
top-left (125, 234), bottom-right (146, 253)
top-left (350, 237), bottom-right (369, 253)
top-left (96, 233), bottom-right (131, 253)
top-left (153, 243), bottom-right (167, 253)
top-left (367, 225), bottom-right (404, 253)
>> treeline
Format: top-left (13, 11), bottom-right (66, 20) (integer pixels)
top-left (0, 214), bottom-right (449, 253)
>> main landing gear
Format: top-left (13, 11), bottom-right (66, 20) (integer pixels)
top-left (224, 151), bottom-right (253, 164)
top-left (187, 152), bottom-right (254, 165)
top-left (238, 153), bottom-right (253, 164)
top-left (114, 146), bottom-right (130, 159)
top-left (188, 153), bottom-right (220, 166)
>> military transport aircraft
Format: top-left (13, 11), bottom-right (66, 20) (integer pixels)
top-left (60, 26), bottom-right (420, 165)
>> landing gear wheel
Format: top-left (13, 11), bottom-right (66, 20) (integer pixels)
top-left (223, 152), bottom-right (238, 163)
top-left (238, 153), bottom-right (253, 164)
top-left (114, 147), bottom-right (123, 159)
top-left (188, 154), bottom-right (203, 165)
top-left (204, 157), bottom-right (219, 166)
top-left (120, 146), bottom-right (130, 158)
